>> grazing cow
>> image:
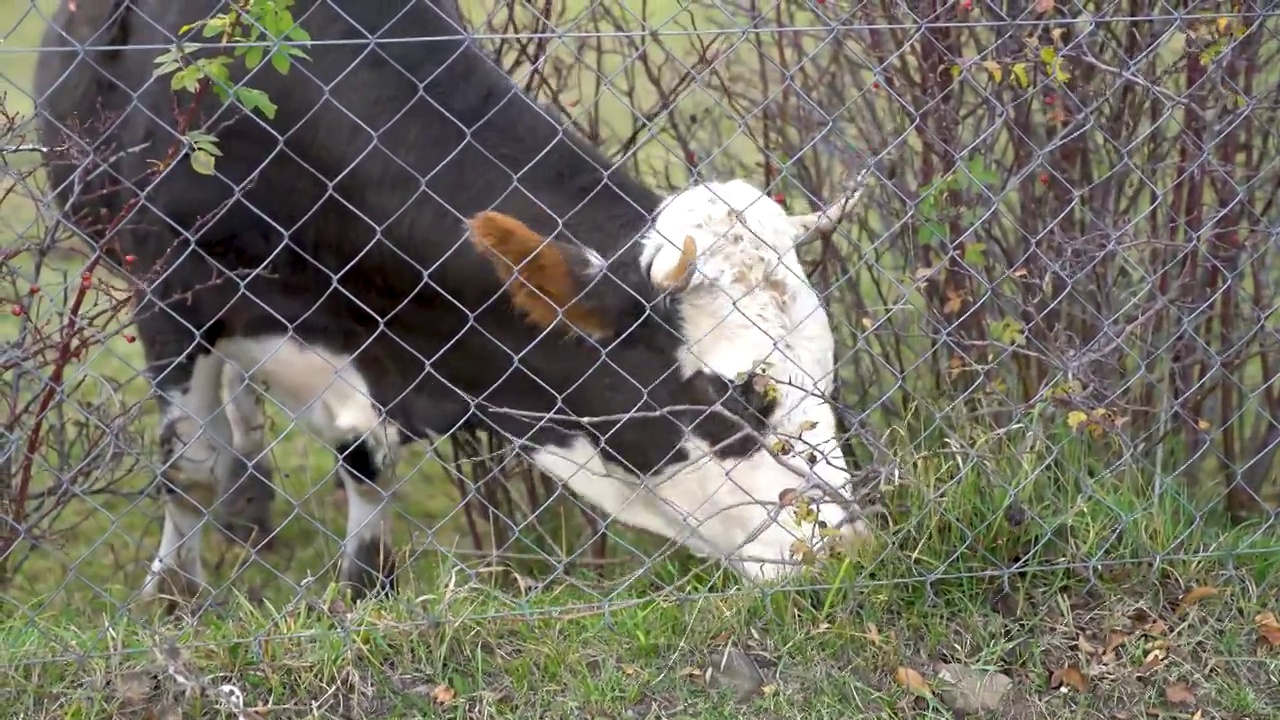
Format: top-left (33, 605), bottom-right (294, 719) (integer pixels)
top-left (34, 0), bottom-right (873, 604)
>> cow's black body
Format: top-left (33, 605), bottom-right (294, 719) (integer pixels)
top-left (36, 0), bottom-right (770, 467)
top-left (34, 0), bottom-right (783, 598)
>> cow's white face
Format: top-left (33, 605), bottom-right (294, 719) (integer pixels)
top-left (468, 173), bottom-right (873, 583)
top-left (631, 179), bottom-right (871, 578)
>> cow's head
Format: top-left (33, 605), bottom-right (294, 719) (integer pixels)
top-left (467, 172), bottom-right (872, 583)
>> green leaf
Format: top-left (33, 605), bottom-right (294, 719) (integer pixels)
top-left (190, 149), bottom-right (217, 176)
top-left (171, 66), bottom-right (201, 94)
top-left (966, 156), bottom-right (1000, 186)
top-left (922, 221), bottom-right (947, 244)
top-left (270, 50), bottom-right (291, 75)
top-left (235, 87), bottom-right (278, 120)
top-left (244, 45), bottom-right (265, 70)
top-left (963, 242), bottom-right (986, 266)
top-left (152, 58), bottom-right (182, 77)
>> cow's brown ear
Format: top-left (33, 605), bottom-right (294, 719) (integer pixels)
top-left (468, 211), bottom-right (612, 338)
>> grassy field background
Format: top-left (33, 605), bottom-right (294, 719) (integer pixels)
top-left (1, 1), bottom-right (1278, 717)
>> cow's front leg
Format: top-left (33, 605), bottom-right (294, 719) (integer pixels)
top-left (140, 349), bottom-right (244, 607)
top-left (212, 358), bottom-right (279, 550)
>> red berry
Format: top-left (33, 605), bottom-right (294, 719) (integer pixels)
top-left (872, 81), bottom-right (881, 90)
top-left (685, 150), bottom-right (697, 164)
top-left (773, 193), bottom-right (786, 204)
top-left (81, 278), bottom-right (92, 289)
top-left (11, 304), bottom-right (23, 317)
top-left (124, 254), bottom-right (136, 264)
top-left (1039, 173), bottom-right (1050, 186)
top-left (124, 333), bottom-right (136, 344)
top-left (29, 284), bottom-right (39, 295)
top-left (959, 0), bottom-right (972, 9)
top-left (1045, 95), bottom-right (1056, 105)
top-left (81, 272), bottom-right (91, 280)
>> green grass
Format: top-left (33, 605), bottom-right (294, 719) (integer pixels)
top-left (2, 2), bottom-right (1279, 717)
top-left (3, 376), bottom-right (1278, 716)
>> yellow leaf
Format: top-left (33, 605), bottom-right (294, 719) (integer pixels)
top-left (1050, 27), bottom-right (1066, 45)
top-left (1255, 611), bottom-right (1280, 647)
top-left (1217, 17), bottom-right (1231, 35)
top-left (1011, 63), bottom-right (1030, 88)
top-left (861, 316), bottom-right (874, 329)
top-left (431, 684), bottom-right (456, 705)
top-left (893, 666), bottom-right (931, 697)
top-left (796, 419), bottom-right (819, 434)
top-left (789, 539), bottom-right (816, 564)
top-left (1196, 418), bottom-right (1212, 431)
top-left (1177, 585), bottom-right (1219, 613)
top-left (981, 60), bottom-right (1003, 83)
top-left (1040, 47), bottom-right (1057, 65)
top-left (1137, 648), bottom-right (1166, 675)
top-left (1066, 410), bottom-right (1088, 431)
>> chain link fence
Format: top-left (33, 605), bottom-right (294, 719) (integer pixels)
top-left (3, 0), bottom-right (1279, 704)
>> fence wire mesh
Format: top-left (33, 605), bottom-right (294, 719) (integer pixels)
top-left (3, 0), bottom-right (1280, 715)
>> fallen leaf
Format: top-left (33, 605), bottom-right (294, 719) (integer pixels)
top-left (865, 623), bottom-right (882, 646)
top-left (1077, 635), bottom-right (1101, 656)
top-left (935, 664), bottom-right (1013, 714)
top-left (1050, 666), bottom-right (1088, 693)
top-left (1137, 648), bottom-right (1166, 675)
top-left (431, 684), bottom-right (456, 705)
top-left (1164, 682), bottom-right (1196, 706)
top-left (1177, 586), bottom-right (1219, 613)
top-left (1255, 611), bottom-right (1280, 647)
top-left (894, 666), bottom-right (932, 697)
top-left (1142, 619), bottom-right (1169, 637)
top-left (1104, 631), bottom-right (1128, 656)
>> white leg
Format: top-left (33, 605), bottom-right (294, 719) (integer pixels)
top-left (340, 470), bottom-right (396, 598)
top-left (214, 358), bottom-right (278, 547)
top-left (217, 334), bottom-right (401, 598)
top-left (141, 352), bottom-right (235, 603)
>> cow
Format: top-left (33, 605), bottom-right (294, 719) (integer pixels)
top-left (34, 0), bottom-right (873, 606)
